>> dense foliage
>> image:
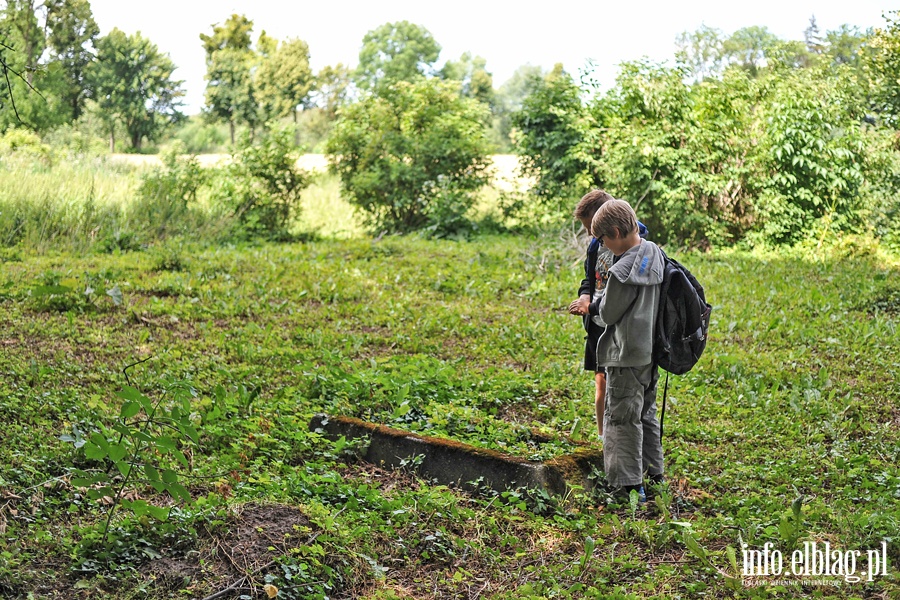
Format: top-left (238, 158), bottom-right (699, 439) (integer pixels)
top-left (211, 126), bottom-right (309, 240)
top-left (514, 18), bottom-right (900, 247)
top-left (326, 79), bottom-right (491, 236)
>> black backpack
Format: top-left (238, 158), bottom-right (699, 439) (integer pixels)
top-left (654, 251), bottom-right (711, 375)
top-left (654, 251), bottom-right (711, 439)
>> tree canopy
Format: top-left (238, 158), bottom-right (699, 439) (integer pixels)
top-left (355, 20), bottom-right (441, 93)
top-left (89, 28), bottom-right (185, 151)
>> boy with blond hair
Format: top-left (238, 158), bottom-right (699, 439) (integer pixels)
top-left (589, 199), bottom-right (665, 500)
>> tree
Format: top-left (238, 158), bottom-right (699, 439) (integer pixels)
top-left (440, 52), bottom-right (493, 105)
top-left (45, 0), bottom-right (98, 120)
top-left (256, 37), bottom-right (313, 123)
top-left (722, 26), bottom-right (780, 76)
top-left (201, 14), bottom-right (257, 143)
top-left (676, 24), bottom-right (726, 81)
top-left (0, 1), bottom-right (69, 131)
top-left (200, 13), bottom-right (253, 57)
top-left (512, 65), bottom-right (598, 205)
top-left (825, 24), bottom-right (873, 69)
top-left (489, 64), bottom-right (544, 150)
top-left (326, 79), bottom-right (491, 235)
top-left (867, 11), bottom-right (900, 125)
top-left (355, 21), bottom-right (440, 93)
top-left (1, 0), bottom-right (44, 86)
top-left (757, 67), bottom-right (869, 243)
top-left (825, 24), bottom-right (869, 69)
top-left (313, 63), bottom-right (352, 118)
top-left (89, 28), bottom-right (185, 151)
top-left (804, 15), bottom-right (826, 55)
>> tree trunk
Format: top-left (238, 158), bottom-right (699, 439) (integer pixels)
top-left (109, 130), bottom-right (115, 153)
top-left (229, 121), bottom-right (235, 145)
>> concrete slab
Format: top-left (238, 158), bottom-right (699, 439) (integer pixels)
top-left (309, 414), bottom-right (604, 499)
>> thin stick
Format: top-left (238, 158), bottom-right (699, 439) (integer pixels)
top-left (122, 355), bottom-right (154, 387)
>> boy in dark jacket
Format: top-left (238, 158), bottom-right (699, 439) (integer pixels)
top-left (590, 199), bottom-right (665, 500)
top-left (568, 190), bottom-right (615, 438)
top-left (569, 190), bottom-right (649, 440)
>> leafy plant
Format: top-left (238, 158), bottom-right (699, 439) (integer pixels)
top-left (132, 142), bottom-right (206, 238)
top-left (62, 380), bottom-right (200, 550)
top-left (29, 270), bottom-right (123, 312)
top-left (212, 125), bottom-right (309, 239)
top-left (326, 79), bottom-right (491, 236)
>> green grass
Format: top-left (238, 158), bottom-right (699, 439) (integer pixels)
top-left (0, 230), bottom-right (897, 598)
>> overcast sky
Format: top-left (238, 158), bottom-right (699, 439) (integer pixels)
top-left (88, 0), bottom-right (892, 115)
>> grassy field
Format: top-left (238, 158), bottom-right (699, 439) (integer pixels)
top-left (0, 219), bottom-right (898, 598)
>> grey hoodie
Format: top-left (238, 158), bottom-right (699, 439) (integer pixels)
top-left (592, 240), bottom-right (665, 368)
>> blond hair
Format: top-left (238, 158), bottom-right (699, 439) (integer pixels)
top-left (590, 198), bottom-right (638, 240)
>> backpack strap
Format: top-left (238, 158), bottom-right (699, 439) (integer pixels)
top-left (660, 370), bottom-right (669, 441)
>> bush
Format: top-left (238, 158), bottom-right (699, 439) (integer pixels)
top-left (513, 57), bottom-right (898, 247)
top-left (132, 142), bottom-right (207, 238)
top-left (170, 115), bottom-right (229, 154)
top-left (326, 79), bottom-right (492, 236)
top-left (512, 68), bottom-right (597, 211)
top-left (0, 129), bottom-right (53, 165)
top-left (211, 125), bottom-right (309, 240)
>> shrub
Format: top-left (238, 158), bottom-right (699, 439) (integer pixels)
top-left (512, 68), bottom-right (597, 212)
top-left (0, 129), bottom-right (53, 165)
top-left (212, 125), bottom-right (309, 240)
top-left (326, 79), bottom-right (491, 236)
top-left (171, 115), bottom-right (229, 154)
top-left (132, 142), bottom-right (207, 238)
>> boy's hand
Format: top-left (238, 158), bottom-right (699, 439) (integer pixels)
top-left (568, 295), bottom-right (590, 315)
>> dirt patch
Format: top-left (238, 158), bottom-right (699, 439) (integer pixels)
top-left (141, 502), bottom-right (316, 598)
top-left (222, 503), bottom-right (313, 571)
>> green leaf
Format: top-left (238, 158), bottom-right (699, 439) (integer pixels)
top-left (123, 499), bottom-right (149, 517)
top-left (107, 444), bottom-right (128, 463)
top-left (167, 482), bottom-right (191, 503)
top-left (181, 424), bottom-right (199, 445)
top-left (155, 436), bottom-right (176, 452)
top-left (144, 464), bottom-right (161, 482)
top-left (121, 400), bottom-right (141, 419)
top-left (172, 449), bottom-right (190, 469)
top-left (118, 386), bottom-right (153, 412)
top-left (115, 460), bottom-right (132, 478)
top-left (791, 495), bottom-right (804, 522)
top-left (147, 505), bottom-right (171, 521)
top-left (161, 469), bottom-right (179, 484)
top-left (83, 442), bottom-right (107, 461)
top-left (682, 531), bottom-right (710, 566)
top-left (726, 545), bottom-right (739, 573)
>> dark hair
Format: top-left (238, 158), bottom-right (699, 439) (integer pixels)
top-left (573, 189), bottom-right (613, 219)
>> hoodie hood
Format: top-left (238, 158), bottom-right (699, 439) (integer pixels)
top-left (608, 240), bottom-right (664, 287)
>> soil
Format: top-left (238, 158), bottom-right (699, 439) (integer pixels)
top-left (141, 502), bottom-right (316, 599)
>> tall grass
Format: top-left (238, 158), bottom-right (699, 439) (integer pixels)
top-left (0, 152), bottom-right (362, 252)
top-left (297, 171), bottom-right (363, 238)
top-left (0, 155), bottom-right (139, 252)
